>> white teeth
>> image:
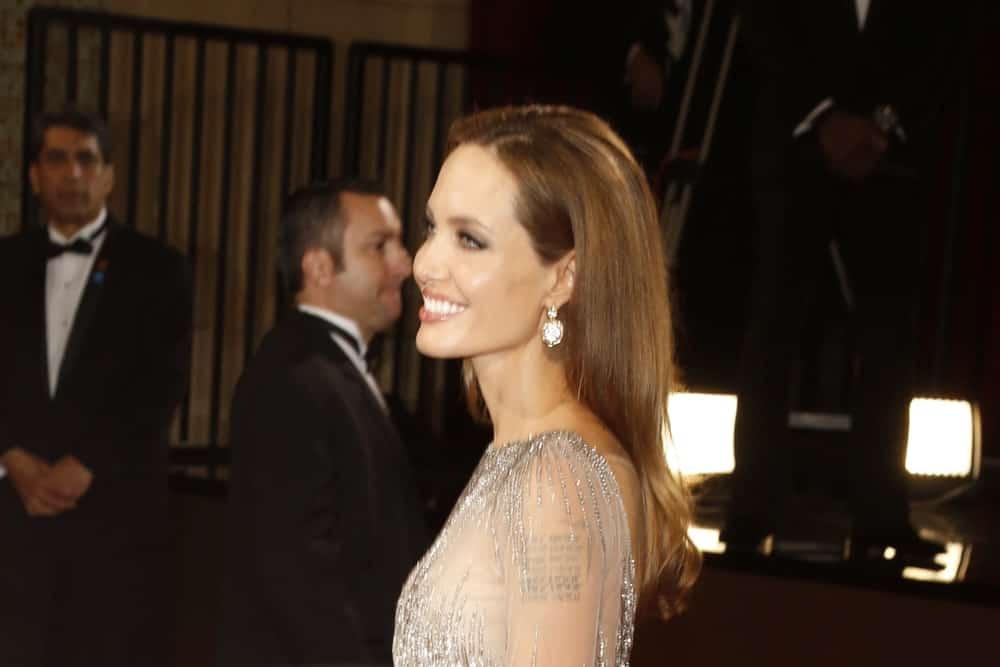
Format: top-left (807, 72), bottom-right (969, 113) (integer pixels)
top-left (423, 296), bottom-right (466, 315)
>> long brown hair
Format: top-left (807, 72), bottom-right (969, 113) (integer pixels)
top-left (449, 105), bottom-right (700, 618)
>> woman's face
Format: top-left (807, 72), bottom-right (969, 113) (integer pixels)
top-left (413, 143), bottom-right (557, 360)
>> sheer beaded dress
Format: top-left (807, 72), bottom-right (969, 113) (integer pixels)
top-left (393, 431), bottom-right (637, 667)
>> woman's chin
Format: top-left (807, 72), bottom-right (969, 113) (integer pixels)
top-left (415, 330), bottom-right (462, 359)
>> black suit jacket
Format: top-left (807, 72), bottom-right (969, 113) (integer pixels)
top-left (219, 310), bottom-right (427, 666)
top-left (742, 0), bottom-right (969, 143)
top-left (0, 219), bottom-right (192, 538)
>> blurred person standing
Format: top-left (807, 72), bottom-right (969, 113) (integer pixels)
top-left (0, 110), bottom-right (193, 667)
top-left (723, 1), bottom-right (971, 565)
top-left (218, 180), bottom-right (426, 666)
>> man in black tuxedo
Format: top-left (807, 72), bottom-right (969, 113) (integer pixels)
top-left (218, 180), bottom-right (427, 666)
top-left (722, 1), bottom-right (969, 563)
top-left (0, 110), bottom-right (193, 666)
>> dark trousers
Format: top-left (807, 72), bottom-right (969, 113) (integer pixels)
top-left (726, 151), bottom-right (925, 539)
top-left (0, 486), bottom-right (172, 667)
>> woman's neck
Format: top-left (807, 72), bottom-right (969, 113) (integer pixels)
top-left (472, 344), bottom-right (580, 447)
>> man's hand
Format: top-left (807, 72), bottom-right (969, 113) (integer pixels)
top-left (42, 455), bottom-right (94, 505)
top-left (625, 45), bottom-right (665, 110)
top-left (1, 448), bottom-right (73, 517)
top-left (816, 110), bottom-right (889, 182)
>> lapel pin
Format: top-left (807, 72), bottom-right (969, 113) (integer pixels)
top-left (92, 259), bottom-right (110, 285)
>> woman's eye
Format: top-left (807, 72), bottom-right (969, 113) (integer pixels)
top-left (458, 232), bottom-right (485, 250)
top-left (424, 218), bottom-right (436, 237)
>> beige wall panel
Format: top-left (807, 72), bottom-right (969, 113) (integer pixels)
top-left (289, 0), bottom-right (467, 48)
top-left (132, 33), bottom-right (166, 239)
top-left (94, 0), bottom-right (291, 33)
top-left (104, 29), bottom-right (133, 219)
top-left (213, 43), bottom-right (259, 445)
top-left (291, 50), bottom-right (316, 186)
top-left (186, 39), bottom-right (229, 444)
top-left (249, 46), bottom-right (291, 346)
top-left (165, 36), bottom-right (198, 253)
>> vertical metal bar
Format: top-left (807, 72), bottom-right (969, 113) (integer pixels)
top-left (126, 30), bottom-right (144, 227)
top-left (98, 25), bottom-right (110, 118)
top-left (973, 203), bottom-right (994, 414)
top-left (309, 43), bottom-right (332, 180)
top-left (970, 3), bottom-right (992, 426)
top-left (245, 44), bottom-right (269, 363)
top-left (431, 62), bottom-right (447, 171)
top-left (208, 42), bottom-right (238, 451)
top-left (399, 61), bottom-right (421, 248)
top-left (419, 60), bottom-right (448, 419)
top-left (157, 35), bottom-right (175, 242)
top-left (21, 9), bottom-right (48, 231)
top-left (391, 59), bottom-right (422, 394)
top-left (932, 38), bottom-right (974, 389)
top-left (275, 48), bottom-right (297, 318)
top-left (668, 0), bottom-right (715, 158)
top-left (659, 0), bottom-right (716, 242)
top-left (280, 49), bottom-right (297, 198)
top-left (342, 43), bottom-right (366, 178)
top-left (179, 37), bottom-right (206, 444)
top-left (665, 14), bottom-right (740, 262)
top-left (376, 57), bottom-right (392, 179)
top-left (66, 21), bottom-right (78, 105)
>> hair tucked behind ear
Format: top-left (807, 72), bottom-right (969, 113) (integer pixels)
top-left (449, 105), bottom-right (700, 619)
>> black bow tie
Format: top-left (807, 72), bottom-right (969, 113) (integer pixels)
top-left (46, 221), bottom-right (109, 260)
top-left (47, 238), bottom-right (94, 258)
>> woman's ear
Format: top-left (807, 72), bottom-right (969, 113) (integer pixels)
top-left (548, 252), bottom-right (576, 308)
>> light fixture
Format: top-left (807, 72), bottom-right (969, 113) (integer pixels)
top-left (901, 541), bottom-right (972, 584)
top-left (664, 393), bottom-right (980, 480)
top-left (905, 398), bottom-right (980, 478)
top-left (687, 525), bottom-right (726, 554)
top-left (665, 392), bottom-right (737, 476)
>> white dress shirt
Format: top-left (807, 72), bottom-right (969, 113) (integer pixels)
top-left (855, 0), bottom-right (871, 29)
top-left (46, 210), bottom-right (108, 397)
top-left (297, 304), bottom-right (388, 412)
top-left (0, 210), bottom-right (108, 481)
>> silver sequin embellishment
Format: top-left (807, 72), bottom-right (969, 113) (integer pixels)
top-left (393, 431), bottom-right (637, 666)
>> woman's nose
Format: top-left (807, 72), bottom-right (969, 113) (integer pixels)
top-left (412, 237), bottom-right (443, 288)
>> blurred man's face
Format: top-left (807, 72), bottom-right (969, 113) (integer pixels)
top-left (329, 193), bottom-right (412, 342)
top-left (30, 126), bottom-right (113, 234)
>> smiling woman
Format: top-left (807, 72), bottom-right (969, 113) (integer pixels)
top-left (394, 105), bottom-right (701, 667)
top-left (415, 142), bottom-right (556, 360)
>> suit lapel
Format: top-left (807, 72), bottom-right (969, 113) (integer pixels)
top-left (25, 230), bottom-right (52, 396)
top-left (56, 223), bottom-right (118, 396)
top-left (295, 310), bottom-right (399, 441)
top-left (834, 0), bottom-right (861, 34)
top-left (331, 341), bottom-right (393, 420)
top-left (862, 0), bottom-right (886, 33)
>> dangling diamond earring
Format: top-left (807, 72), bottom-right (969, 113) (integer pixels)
top-left (541, 305), bottom-right (564, 348)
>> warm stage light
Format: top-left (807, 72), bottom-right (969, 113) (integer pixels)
top-left (691, 521), bottom-right (969, 583)
top-left (665, 393), bottom-right (979, 480)
top-left (687, 525), bottom-right (726, 554)
top-left (665, 392), bottom-right (737, 476)
top-left (901, 542), bottom-right (971, 584)
top-left (905, 398), bottom-right (980, 478)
